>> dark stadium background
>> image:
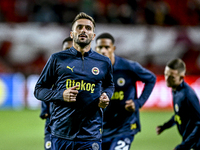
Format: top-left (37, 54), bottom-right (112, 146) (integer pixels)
top-left (0, 0), bottom-right (199, 149)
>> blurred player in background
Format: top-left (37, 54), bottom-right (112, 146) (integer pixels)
top-left (40, 102), bottom-right (53, 150)
top-left (95, 33), bottom-right (156, 150)
top-left (39, 36), bottom-right (73, 150)
top-left (62, 37), bottom-right (73, 50)
top-left (35, 12), bottom-right (114, 150)
top-left (156, 58), bottom-right (200, 150)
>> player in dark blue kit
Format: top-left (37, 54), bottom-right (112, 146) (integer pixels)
top-left (35, 12), bottom-right (114, 150)
top-left (156, 58), bottom-right (200, 150)
top-left (40, 102), bottom-right (53, 149)
top-left (62, 37), bottom-right (73, 51)
top-left (39, 37), bottom-right (73, 150)
top-left (95, 33), bottom-right (156, 150)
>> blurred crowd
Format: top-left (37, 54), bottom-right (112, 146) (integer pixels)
top-left (0, 0), bottom-right (200, 76)
top-left (0, 0), bottom-right (200, 26)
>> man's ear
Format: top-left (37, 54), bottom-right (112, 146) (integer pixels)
top-left (92, 33), bottom-right (96, 41)
top-left (180, 71), bottom-right (185, 80)
top-left (180, 76), bottom-right (185, 79)
top-left (180, 74), bottom-right (185, 81)
top-left (113, 46), bottom-right (116, 51)
top-left (70, 31), bottom-right (73, 39)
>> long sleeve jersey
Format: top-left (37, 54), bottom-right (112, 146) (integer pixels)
top-left (34, 47), bottom-right (114, 141)
top-left (40, 102), bottom-right (51, 119)
top-left (161, 81), bottom-right (200, 150)
top-left (102, 56), bottom-right (156, 139)
top-left (40, 101), bottom-right (53, 136)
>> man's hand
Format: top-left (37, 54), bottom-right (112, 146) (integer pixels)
top-left (63, 85), bottom-right (79, 102)
top-left (98, 93), bottom-right (110, 108)
top-left (40, 113), bottom-right (49, 119)
top-left (125, 99), bottom-right (135, 112)
top-left (156, 126), bottom-right (163, 135)
top-left (44, 113), bottom-right (49, 118)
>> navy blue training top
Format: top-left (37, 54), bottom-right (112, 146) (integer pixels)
top-left (161, 81), bottom-right (200, 149)
top-left (34, 47), bottom-right (114, 141)
top-left (102, 56), bottom-right (156, 139)
top-left (40, 101), bottom-right (53, 136)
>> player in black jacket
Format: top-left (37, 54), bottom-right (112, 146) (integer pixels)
top-left (156, 58), bottom-right (200, 150)
top-left (95, 33), bottom-right (156, 150)
top-left (39, 36), bottom-right (73, 150)
top-left (35, 12), bottom-right (114, 150)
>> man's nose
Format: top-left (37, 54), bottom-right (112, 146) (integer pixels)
top-left (166, 76), bottom-right (172, 82)
top-left (164, 75), bottom-right (169, 81)
top-left (81, 26), bottom-right (87, 32)
top-left (101, 47), bottom-right (107, 53)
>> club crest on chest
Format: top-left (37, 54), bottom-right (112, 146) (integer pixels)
top-left (91, 67), bottom-right (100, 75)
top-left (117, 77), bottom-right (125, 86)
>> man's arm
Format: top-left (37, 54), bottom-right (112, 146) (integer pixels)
top-left (34, 55), bottom-right (65, 102)
top-left (132, 62), bottom-right (156, 109)
top-left (156, 115), bottom-right (176, 135)
top-left (101, 60), bottom-right (115, 100)
top-left (174, 125), bottom-right (200, 150)
top-left (40, 101), bottom-right (49, 119)
top-left (175, 94), bottom-right (200, 150)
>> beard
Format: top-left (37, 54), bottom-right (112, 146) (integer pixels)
top-left (73, 34), bottom-right (92, 48)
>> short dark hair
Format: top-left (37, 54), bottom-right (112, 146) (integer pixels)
top-left (62, 37), bottom-right (72, 45)
top-left (96, 33), bottom-right (115, 44)
top-left (71, 12), bottom-right (95, 30)
top-left (166, 58), bottom-right (186, 74)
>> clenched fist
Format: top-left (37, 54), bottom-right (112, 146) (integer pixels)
top-left (98, 93), bottom-right (110, 108)
top-left (63, 85), bottom-right (79, 102)
top-left (125, 99), bottom-right (135, 112)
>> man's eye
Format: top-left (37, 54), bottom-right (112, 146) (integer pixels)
top-left (105, 46), bottom-right (109, 49)
top-left (168, 76), bottom-right (175, 79)
top-left (86, 26), bottom-right (91, 30)
top-left (77, 26), bottom-right (82, 30)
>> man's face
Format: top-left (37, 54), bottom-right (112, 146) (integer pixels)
top-left (63, 41), bottom-right (73, 50)
top-left (164, 66), bottom-right (183, 89)
top-left (70, 19), bottom-right (95, 48)
top-left (96, 38), bottom-right (115, 60)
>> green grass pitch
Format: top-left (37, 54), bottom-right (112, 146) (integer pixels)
top-left (0, 109), bottom-right (181, 150)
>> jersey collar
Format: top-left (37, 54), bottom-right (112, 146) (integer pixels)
top-left (70, 46), bottom-right (93, 57)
